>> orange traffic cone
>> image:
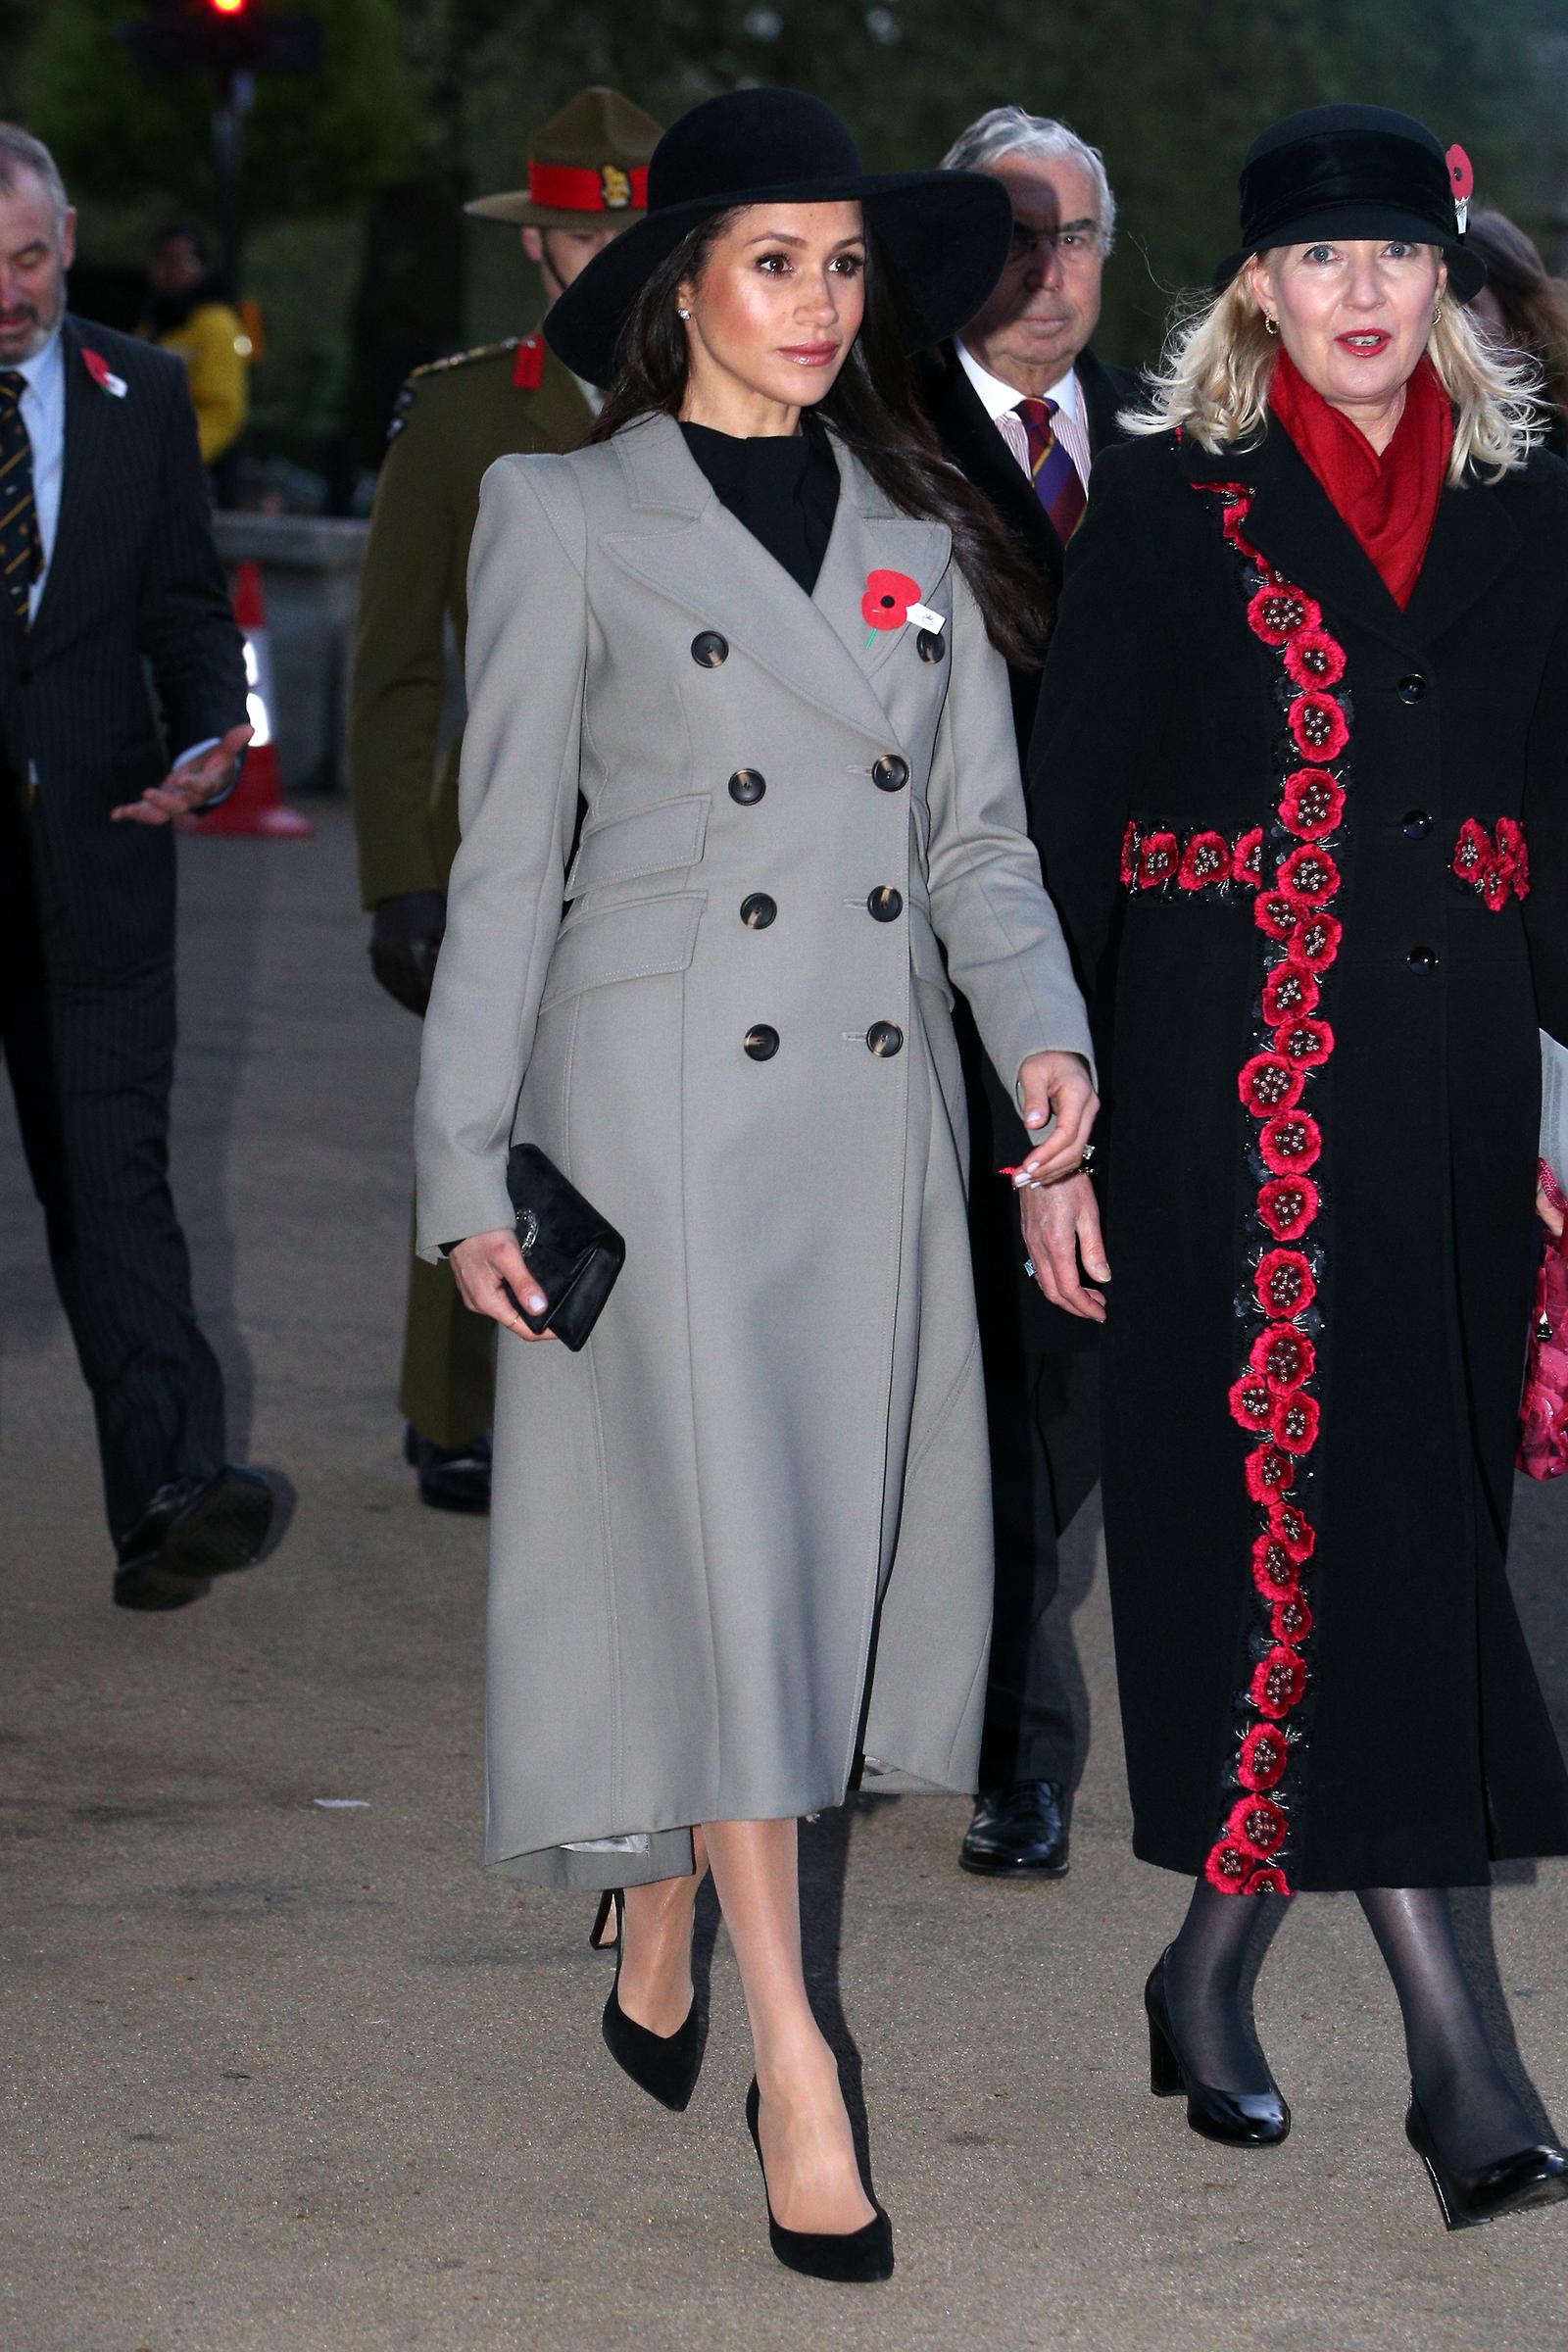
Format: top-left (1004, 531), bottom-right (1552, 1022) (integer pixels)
top-left (189, 561), bottom-right (313, 838)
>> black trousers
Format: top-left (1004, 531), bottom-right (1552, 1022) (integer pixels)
top-left (0, 795), bottom-right (225, 1545)
top-left (963, 1020), bottom-right (1101, 1793)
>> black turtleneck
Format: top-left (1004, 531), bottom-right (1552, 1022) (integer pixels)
top-left (680, 416), bottom-right (840, 596)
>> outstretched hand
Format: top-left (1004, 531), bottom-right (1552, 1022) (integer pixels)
top-left (110, 723), bottom-right (254, 825)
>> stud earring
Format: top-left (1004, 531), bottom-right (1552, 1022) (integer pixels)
top-left (676, 307), bottom-right (692, 320)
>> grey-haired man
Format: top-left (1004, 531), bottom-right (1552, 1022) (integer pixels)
top-left (916, 107), bottom-right (1141, 1880)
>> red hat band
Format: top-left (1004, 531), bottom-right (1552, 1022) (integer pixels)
top-left (527, 162), bottom-right (649, 215)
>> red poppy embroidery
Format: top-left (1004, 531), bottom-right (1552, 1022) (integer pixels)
top-left (860, 567), bottom-right (920, 630)
top-left (1261, 962), bottom-right (1320, 1024)
top-left (1254, 1249), bottom-right (1316, 1320)
top-left (1269, 1500), bottom-right (1316, 1562)
top-left (1271, 1389), bottom-right (1321, 1454)
top-left (1273, 1016), bottom-right (1335, 1068)
top-left (1288, 691), bottom-right (1349, 763)
top-left (1250, 1327), bottom-right (1315, 1391)
top-left (1227, 1793), bottom-right (1289, 1857)
top-left (1251, 1529), bottom-right (1300, 1598)
top-left (1452, 817), bottom-right (1492, 882)
top-left (1229, 1372), bottom-right (1276, 1432)
top-left (1276, 845), bottom-right (1342, 906)
top-left (1250, 1645), bottom-right (1307, 1720)
top-left (1279, 770), bottom-right (1345, 841)
top-left (1454, 816), bottom-right (1530, 908)
top-left (1239, 1053), bottom-right (1304, 1117)
top-left (1248, 581), bottom-right (1320, 645)
top-left (1244, 1444), bottom-right (1297, 1503)
top-left (1205, 1838), bottom-right (1258, 1892)
top-left (1291, 910), bottom-right (1343, 970)
top-left (1271, 1592), bottom-right (1314, 1646)
top-left (1283, 627), bottom-right (1347, 690)
top-left (1238, 1723), bottom-right (1290, 1791)
top-left (1179, 830), bottom-right (1233, 890)
top-left (1119, 820), bottom-right (1139, 886)
top-left (1256, 1174), bottom-right (1321, 1242)
top-left (1245, 1865), bottom-right (1293, 1896)
top-left (1255, 889), bottom-right (1308, 943)
top-left (1234, 828), bottom-right (1264, 887)
top-left (1139, 829), bottom-right (1181, 887)
top-left (1258, 1109), bottom-right (1322, 1174)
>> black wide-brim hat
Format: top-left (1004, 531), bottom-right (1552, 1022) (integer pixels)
top-left (1215, 103), bottom-right (1484, 300)
top-left (545, 86), bottom-right (1011, 388)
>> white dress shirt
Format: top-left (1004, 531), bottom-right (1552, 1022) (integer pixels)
top-left (955, 340), bottom-right (1094, 499)
top-left (7, 323), bottom-right (65, 623)
top-left (11, 324), bottom-right (216, 774)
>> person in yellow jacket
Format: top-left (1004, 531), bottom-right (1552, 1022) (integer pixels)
top-left (349, 87), bottom-right (661, 1512)
top-left (141, 223), bottom-right (250, 473)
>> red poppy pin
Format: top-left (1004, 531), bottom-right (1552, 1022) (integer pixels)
top-left (1446, 143), bottom-right (1473, 235)
top-left (861, 566), bottom-right (945, 647)
top-left (81, 347), bottom-right (127, 399)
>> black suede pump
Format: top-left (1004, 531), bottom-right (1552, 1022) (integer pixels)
top-left (744, 2079), bottom-right (894, 2283)
top-left (593, 1889), bottom-right (701, 2111)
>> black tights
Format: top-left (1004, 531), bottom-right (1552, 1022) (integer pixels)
top-left (1163, 1878), bottom-right (1539, 2166)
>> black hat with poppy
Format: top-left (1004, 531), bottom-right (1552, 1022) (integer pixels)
top-left (544, 86), bottom-right (1011, 389)
top-left (1215, 104), bottom-right (1484, 299)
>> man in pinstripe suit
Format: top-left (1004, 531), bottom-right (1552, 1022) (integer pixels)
top-left (0, 126), bottom-right (272, 1610)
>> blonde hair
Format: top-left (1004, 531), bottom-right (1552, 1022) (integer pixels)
top-left (1125, 260), bottom-right (1545, 482)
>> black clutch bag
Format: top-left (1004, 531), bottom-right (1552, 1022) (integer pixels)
top-left (504, 1143), bottom-right (625, 1350)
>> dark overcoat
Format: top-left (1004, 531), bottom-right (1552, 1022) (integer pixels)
top-left (1029, 418), bottom-right (1568, 1892)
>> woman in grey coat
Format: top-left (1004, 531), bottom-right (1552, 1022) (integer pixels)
top-left (414, 89), bottom-right (1098, 2278)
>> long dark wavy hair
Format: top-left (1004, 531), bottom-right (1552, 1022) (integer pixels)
top-left (1466, 208), bottom-right (1568, 435)
top-left (588, 211), bottom-right (1052, 669)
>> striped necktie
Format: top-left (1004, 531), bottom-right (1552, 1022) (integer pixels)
top-left (0, 369), bottom-right (41, 626)
top-left (1015, 395), bottom-right (1086, 547)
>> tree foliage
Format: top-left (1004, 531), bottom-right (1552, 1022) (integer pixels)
top-left (25, 0), bottom-right (418, 223)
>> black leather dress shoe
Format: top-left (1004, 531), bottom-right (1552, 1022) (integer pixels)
top-left (959, 1779), bottom-right (1069, 1877)
top-left (114, 1467), bottom-right (274, 1611)
top-left (1406, 2099), bottom-right (1568, 2230)
top-left (404, 1425), bottom-right (492, 1513)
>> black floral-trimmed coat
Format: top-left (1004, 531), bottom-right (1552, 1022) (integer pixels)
top-left (1028, 416), bottom-right (1568, 1892)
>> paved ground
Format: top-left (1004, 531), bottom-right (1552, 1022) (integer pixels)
top-left (4, 804), bottom-right (1567, 2352)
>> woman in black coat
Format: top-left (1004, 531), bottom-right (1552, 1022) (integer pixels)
top-left (1026, 105), bottom-right (1568, 2230)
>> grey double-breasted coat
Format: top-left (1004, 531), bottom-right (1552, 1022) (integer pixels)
top-left (414, 412), bottom-right (1092, 1886)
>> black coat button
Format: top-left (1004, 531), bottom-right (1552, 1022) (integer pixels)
top-left (871, 754), bottom-right (908, 792)
top-left (692, 630), bottom-right (728, 667)
top-left (1407, 946), bottom-right (1440, 970)
top-left (1396, 673), bottom-right (1427, 705)
top-left (1402, 809), bottom-right (1432, 839)
top-left (744, 1024), bottom-right (779, 1060)
top-left (916, 629), bottom-right (946, 663)
top-left (867, 887), bottom-right (904, 922)
top-left (740, 894), bottom-right (776, 929)
top-left (728, 768), bottom-right (765, 806)
top-left (866, 1021), bottom-right (904, 1056)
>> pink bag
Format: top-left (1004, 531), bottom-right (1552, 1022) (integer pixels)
top-left (1518, 1161), bottom-right (1568, 1480)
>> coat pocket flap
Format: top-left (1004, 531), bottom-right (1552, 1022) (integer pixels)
top-left (565, 796), bottom-right (710, 900)
top-left (541, 891), bottom-right (706, 1011)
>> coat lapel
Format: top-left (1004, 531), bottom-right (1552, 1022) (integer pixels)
top-left (603, 413), bottom-right (946, 747)
top-left (32, 317), bottom-right (115, 651)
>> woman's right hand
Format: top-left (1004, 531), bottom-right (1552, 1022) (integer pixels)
top-left (1019, 1171), bottom-right (1109, 1322)
top-left (449, 1229), bottom-right (556, 1341)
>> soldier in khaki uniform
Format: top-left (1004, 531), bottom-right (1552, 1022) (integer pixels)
top-left (350, 87), bottom-right (661, 1511)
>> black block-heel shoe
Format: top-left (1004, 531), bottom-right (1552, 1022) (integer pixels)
top-left (744, 2079), bottom-right (894, 2282)
top-left (1405, 2099), bottom-right (1568, 2230)
top-left (597, 1891), bottom-right (701, 2111)
top-left (1145, 1952), bottom-right (1290, 2146)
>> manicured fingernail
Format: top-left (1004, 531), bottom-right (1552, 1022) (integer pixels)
top-left (528, 1294), bottom-right (547, 1313)
top-left (1012, 1171), bottom-right (1037, 1191)
top-left (1023, 1108), bottom-right (1046, 1126)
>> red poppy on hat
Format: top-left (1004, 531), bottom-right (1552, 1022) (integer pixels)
top-left (1279, 769), bottom-right (1345, 841)
top-left (861, 568), bottom-right (920, 630)
top-left (1238, 1722), bottom-right (1290, 1790)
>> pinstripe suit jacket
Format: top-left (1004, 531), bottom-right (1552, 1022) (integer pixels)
top-left (0, 315), bottom-right (247, 973)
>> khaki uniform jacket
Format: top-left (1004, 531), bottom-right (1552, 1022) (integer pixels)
top-left (414, 414), bottom-right (1094, 1886)
top-left (348, 338), bottom-right (591, 909)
